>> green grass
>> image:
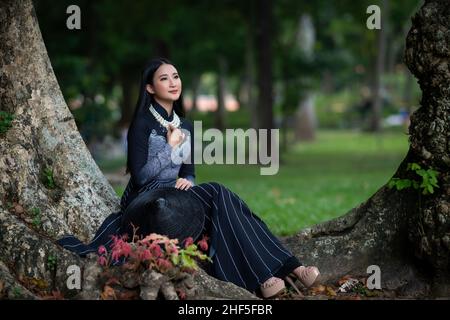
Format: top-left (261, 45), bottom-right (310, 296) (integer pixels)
top-left (113, 185), bottom-right (126, 196)
top-left (195, 129), bottom-right (409, 236)
top-left (104, 129), bottom-right (410, 237)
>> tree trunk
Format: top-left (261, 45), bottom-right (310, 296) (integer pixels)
top-left (244, 20), bottom-right (258, 129)
top-left (294, 95), bottom-right (317, 142)
top-left (0, 0), bottom-right (119, 297)
top-left (0, 1), bottom-right (121, 243)
top-left (117, 69), bottom-right (138, 130)
top-left (370, 0), bottom-right (389, 132)
top-left (283, 0), bottom-right (450, 297)
top-left (294, 14), bottom-right (317, 142)
top-left (0, 0), bottom-right (256, 299)
top-left (214, 55), bottom-right (227, 130)
top-left (191, 74), bottom-right (201, 113)
top-left (255, 0), bottom-right (274, 158)
top-left (403, 69), bottom-right (415, 114)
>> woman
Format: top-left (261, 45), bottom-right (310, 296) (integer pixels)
top-left (58, 57), bottom-right (320, 298)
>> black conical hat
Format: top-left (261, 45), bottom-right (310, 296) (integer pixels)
top-left (121, 187), bottom-right (206, 242)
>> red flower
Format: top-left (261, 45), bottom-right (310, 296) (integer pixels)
top-left (140, 249), bottom-right (152, 261)
top-left (197, 235), bottom-right (209, 252)
top-left (111, 248), bottom-right (121, 262)
top-left (98, 255), bottom-right (108, 266)
top-left (183, 237), bottom-right (194, 248)
top-left (149, 243), bottom-right (162, 257)
top-left (166, 244), bottom-right (179, 255)
top-left (156, 258), bottom-right (172, 271)
top-left (98, 245), bottom-right (107, 255)
top-left (121, 242), bottom-right (132, 258)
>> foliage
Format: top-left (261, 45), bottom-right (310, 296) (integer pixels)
top-left (72, 97), bottom-right (119, 143)
top-left (34, 0), bottom-right (423, 144)
top-left (40, 167), bottom-right (56, 189)
top-left (98, 232), bottom-right (212, 274)
top-left (30, 207), bottom-right (42, 228)
top-left (388, 162), bottom-right (439, 195)
top-left (46, 253), bottom-right (57, 272)
top-left (0, 111), bottom-right (15, 135)
top-left (95, 231), bottom-right (211, 299)
top-left (12, 286), bottom-right (23, 299)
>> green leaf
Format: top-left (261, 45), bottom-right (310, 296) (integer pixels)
top-left (180, 253), bottom-right (197, 269)
top-left (184, 244), bottom-right (198, 254)
top-left (409, 163), bottom-right (421, 171)
top-left (170, 254), bottom-right (179, 266)
top-left (397, 179), bottom-right (412, 190)
top-left (415, 169), bottom-right (427, 178)
top-left (387, 178), bottom-right (398, 188)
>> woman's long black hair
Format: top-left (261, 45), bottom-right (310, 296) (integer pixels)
top-left (125, 57), bottom-right (185, 175)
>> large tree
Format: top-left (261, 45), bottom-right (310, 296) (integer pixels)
top-left (284, 0), bottom-right (450, 296)
top-left (0, 0), bottom-right (448, 299)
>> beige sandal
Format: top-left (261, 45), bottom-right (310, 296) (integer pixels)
top-left (260, 277), bottom-right (286, 298)
top-left (284, 266), bottom-right (320, 294)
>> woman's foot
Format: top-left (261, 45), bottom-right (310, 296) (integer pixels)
top-left (290, 266), bottom-right (320, 288)
top-left (260, 277), bottom-right (286, 298)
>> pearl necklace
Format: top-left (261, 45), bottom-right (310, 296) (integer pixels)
top-left (148, 103), bottom-right (181, 129)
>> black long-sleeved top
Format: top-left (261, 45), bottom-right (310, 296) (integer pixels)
top-left (120, 100), bottom-right (195, 210)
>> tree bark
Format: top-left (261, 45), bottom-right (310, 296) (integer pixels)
top-left (0, 0), bottom-right (259, 299)
top-left (0, 1), bottom-right (121, 242)
top-left (0, 0), bottom-right (119, 297)
top-left (283, 0), bottom-right (450, 297)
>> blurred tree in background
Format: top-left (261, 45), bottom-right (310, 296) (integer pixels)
top-left (34, 0), bottom-right (423, 153)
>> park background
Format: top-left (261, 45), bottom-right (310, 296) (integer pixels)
top-left (34, 0), bottom-right (421, 236)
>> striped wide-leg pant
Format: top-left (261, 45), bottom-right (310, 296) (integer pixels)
top-left (187, 182), bottom-right (301, 293)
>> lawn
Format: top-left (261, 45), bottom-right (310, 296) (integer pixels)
top-left (192, 131), bottom-right (408, 235)
top-left (103, 129), bottom-right (410, 237)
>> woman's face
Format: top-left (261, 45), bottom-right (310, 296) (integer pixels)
top-left (146, 63), bottom-right (182, 103)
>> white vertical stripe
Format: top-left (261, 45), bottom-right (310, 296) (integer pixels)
top-left (199, 184), bottom-right (248, 287)
top-left (220, 190), bottom-right (261, 283)
top-left (189, 188), bottom-right (212, 208)
top-left (215, 254), bottom-right (229, 282)
top-left (226, 189), bottom-right (273, 274)
top-left (238, 198), bottom-right (292, 257)
top-left (189, 188), bottom-right (218, 232)
top-left (238, 199), bottom-right (285, 264)
top-left (215, 217), bottom-right (248, 288)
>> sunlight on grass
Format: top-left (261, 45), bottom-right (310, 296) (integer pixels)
top-left (195, 130), bottom-right (409, 236)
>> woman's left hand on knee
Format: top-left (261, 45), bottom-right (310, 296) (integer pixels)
top-left (175, 178), bottom-right (193, 190)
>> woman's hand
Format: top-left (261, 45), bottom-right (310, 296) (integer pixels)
top-left (175, 178), bottom-right (193, 190)
top-left (167, 124), bottom-right (185, 148)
